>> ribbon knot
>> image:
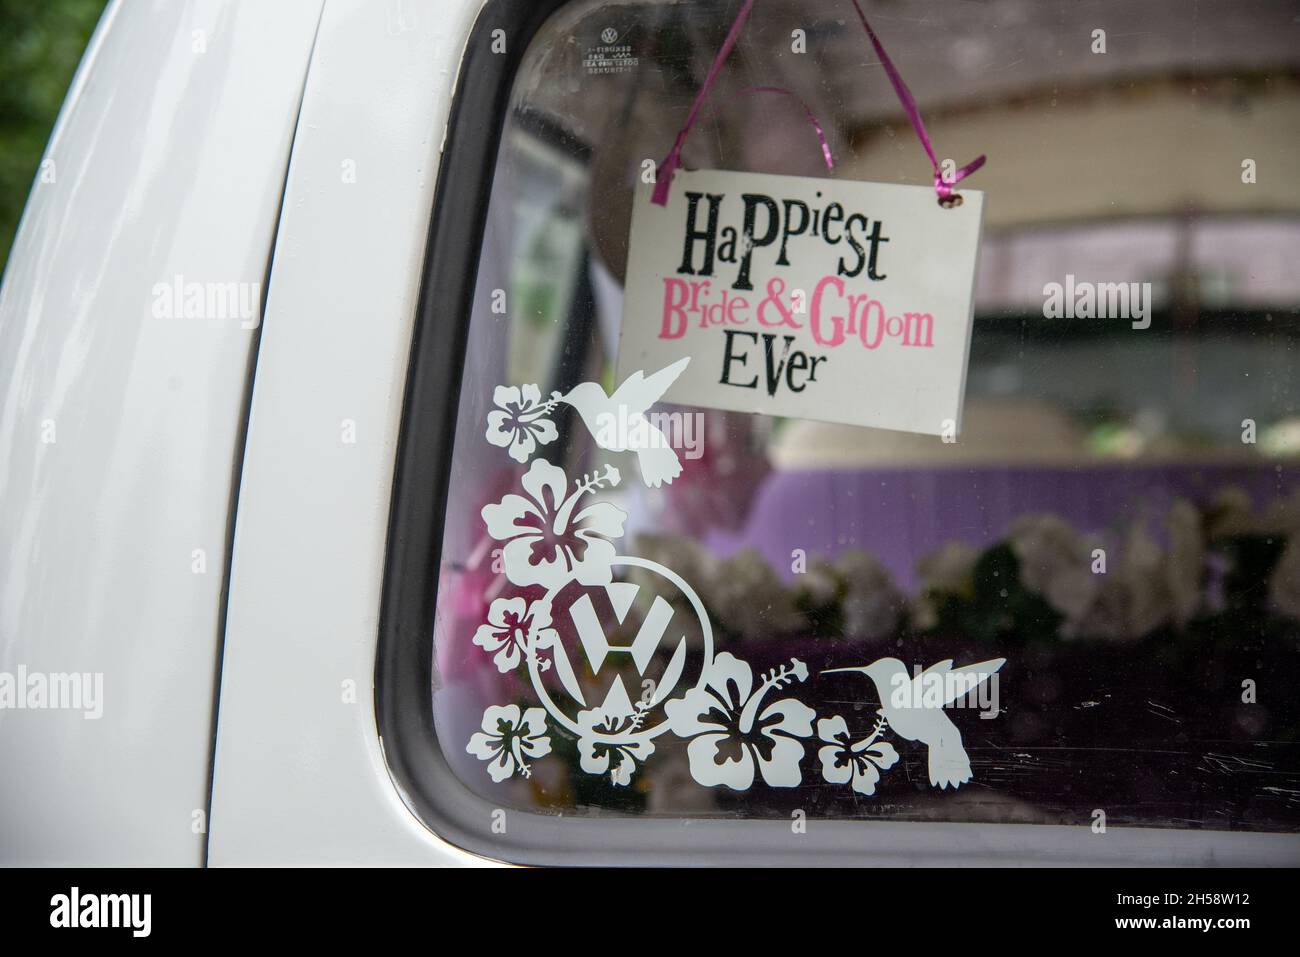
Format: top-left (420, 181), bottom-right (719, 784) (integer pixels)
top-left (934, 154), bottom-right (987, 201)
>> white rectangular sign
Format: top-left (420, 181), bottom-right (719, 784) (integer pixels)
top-left (616, 169), bottom-right (984, 436)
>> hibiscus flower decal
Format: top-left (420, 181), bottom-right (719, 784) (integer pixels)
top-left (481, 459), bottom-right (625, 589)
top-left (472, 597), bottom-right (556, 673)
top-left (485, 384), bottom-right (560, 464)
top-left (665, 653), bottom-right (814, 790)
top-left (816, 713), bottom-right (899, 796)
top-left (576, 696), bottom-right (655, 787)
top-left (466, 704), bottom-right (552, 782)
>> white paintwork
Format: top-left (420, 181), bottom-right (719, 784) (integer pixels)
top-left (206, 0), bottom-right (487, 866)
top-left (0, 0), bottom-right (324, 864)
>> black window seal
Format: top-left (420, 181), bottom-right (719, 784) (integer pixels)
top-left (373, 0), bottom-right (1300, 867)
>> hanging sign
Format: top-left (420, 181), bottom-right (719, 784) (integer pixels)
top-left (616, 169), bottom-right (984, 436)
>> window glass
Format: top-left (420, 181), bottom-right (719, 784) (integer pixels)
top-left (432, 0), bottom-right (1300, 829)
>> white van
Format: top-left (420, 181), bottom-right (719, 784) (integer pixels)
top-left (2, 0), bottom-right (1299, 866)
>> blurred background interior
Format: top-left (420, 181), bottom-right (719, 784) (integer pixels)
top-left (434, 0), bottom-right (1300, 829)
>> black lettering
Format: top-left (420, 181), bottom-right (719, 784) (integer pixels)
top-left (786, 351), bottom-right (809, 392)
top-left (717, 226), bottom-right (738, 263)
top-left (837, 213), bottom-right (867, 278)
top-left (866, 220), bottom-right (890, 280)
top-left (677, 192), bottom-right (722, 276)
top-left (777, 199), bottom-right (810, 265)
top-left (823, 203), bottom-right (844, 244)
top-left (734, 193), bottom-right (780, 291)
top-left (719, 330), bottom-right (759, 388)
top-left (762, 334), bottom-right (796, 396)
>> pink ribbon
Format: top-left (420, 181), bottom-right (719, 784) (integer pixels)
top-left (652, 0), bottom-right (985, 206)
top-left (651, 0), bottom-right (756, 206)
top-left (846, 0), bottom-right (985, 201)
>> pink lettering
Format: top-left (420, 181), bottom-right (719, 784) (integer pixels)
top-left (810, 275), bottom-right (846, 347)
top-left (660, 278), bottom-right (690, 339)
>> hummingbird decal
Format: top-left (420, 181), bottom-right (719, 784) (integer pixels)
top-left (561, 357), bottom-right (690, 488)
top-left (823, 657), bottom-right (1005, 789)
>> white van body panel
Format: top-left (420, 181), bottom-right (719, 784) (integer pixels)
top-left (206, 0), bottom-right (486, 865)
top-left (0, 0), bottom-right (324, 864)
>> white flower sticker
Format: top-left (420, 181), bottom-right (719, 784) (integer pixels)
top-left (816, 714), bottom-right (899, 796)
top-left (472, 597), bottom-right (556, 673)
top-left (466, 704), bottom-right (552, 782)
top-left (481, 459), bottom-right (625, 589)
top-left (576, 698), bottom-right (655, 787)
top-left (464, 366), bottom-right (1011, 799)
top-left (485, 384), bottom-right (560, 464)
top-left (665, 653), bottom-right (813, 790)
